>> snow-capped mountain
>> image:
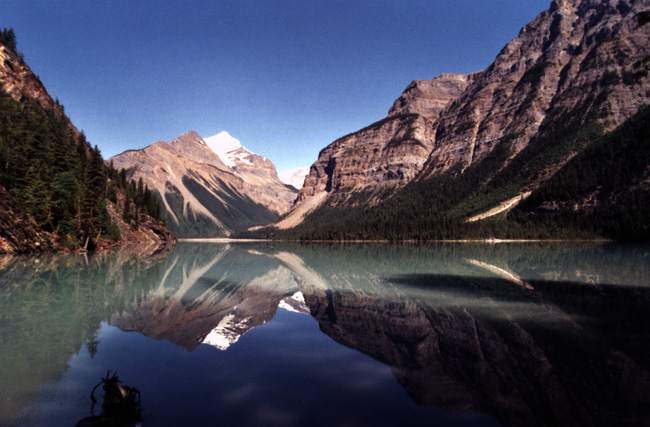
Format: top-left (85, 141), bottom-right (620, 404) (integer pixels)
top-left (279, 167), bottom-right (310, 190)
top-left (110, 131), bottom-right (296, 237)
top-left (204, 131), bottom-right (292, 185)
top-left (204, 131), bottom-right (253, 169)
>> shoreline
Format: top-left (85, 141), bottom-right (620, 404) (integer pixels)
top-left (177, 238), bottom-right (269, 243)
top-left (177, 238), bottom-right (613, 244)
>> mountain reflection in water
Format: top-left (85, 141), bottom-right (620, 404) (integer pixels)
top-left (1, 242), bottom-right (649, 426)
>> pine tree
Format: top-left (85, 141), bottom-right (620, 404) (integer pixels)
top-left (0, 28), bottom-right (18, 55)
top-left (50, 171), bottom-right (79, 236)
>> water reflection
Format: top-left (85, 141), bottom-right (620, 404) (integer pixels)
top-left (110, 244), bottom-right (300, 351)
top-left (272, 243), bottom-right (650, 426)
top-left (1, 242), bottom-right (649, 426)
top-left (0, 249), bottom-right (169, 424)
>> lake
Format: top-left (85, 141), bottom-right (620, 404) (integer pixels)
top-left (1, 242), bottom-right (649, 426)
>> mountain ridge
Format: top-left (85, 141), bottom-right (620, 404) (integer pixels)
top-left (110, 131), bottom-right (296, 238)
top-left (262, 0), bottom-right (650, 240)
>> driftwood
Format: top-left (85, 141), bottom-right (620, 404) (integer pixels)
top-left (75, 370), bottom-right (141, 427)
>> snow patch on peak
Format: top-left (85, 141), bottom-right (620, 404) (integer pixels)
top-left (279, 167), bottom-right (310, 190)
top-left (204, 131), bottom-right (252, 168)
top-left (205, 131), bottom-right (241, 151)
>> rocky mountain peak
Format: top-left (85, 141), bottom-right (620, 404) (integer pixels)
top-left (291, 0), bottom-right (650, 223)
top-left (204, 131), bottom-right (244, 166)
top-left (176, 130), bottom-right (205, 144)
top-left (205, 131), bottom-right (282, 183)
top-left (550, 0), bottom-right (578, 14)
top-left (0, 44), bottom-right (56, 112)
top-left (388, 73), bottom-right (474, 120)
top-left (166, 130), bottom-right (229, 171)
top-left (110, 130), bottom-right (296, 237)
top-left (411, 0), bottom-right (650, 179)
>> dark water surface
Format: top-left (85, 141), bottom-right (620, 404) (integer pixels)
top-left (1, 242), bottom-right (649, 426)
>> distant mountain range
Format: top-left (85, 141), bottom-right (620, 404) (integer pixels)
top-left (266, 0), bottom-right (650, 240)
top-left (72, 0), bottom-right (650, 242)
top-left (110, 131), bottom-right (297, 237)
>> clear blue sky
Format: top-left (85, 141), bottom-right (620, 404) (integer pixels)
top-left (4, 0), bottom-right (550, 172)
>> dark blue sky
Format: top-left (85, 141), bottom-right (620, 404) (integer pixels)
top-left (4, 0), bottom-right (550, 171)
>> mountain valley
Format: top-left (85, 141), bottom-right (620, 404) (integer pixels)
top-left (2, 0), bottom-right (650, 247)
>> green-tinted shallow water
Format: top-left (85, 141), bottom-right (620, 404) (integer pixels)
top-left (1, 242), bottom-right (649, 426)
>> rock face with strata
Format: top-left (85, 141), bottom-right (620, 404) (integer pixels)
top-left (388, 73), bottom-right (475, 120)
top-left (0, 45), bottom-right (59, 112)
top-left (110, 131), bottom-right (296, 237)
top-left (421, 0), bottom-right (650, 177)
top-left (298, 114), bottom-right (437, 203)
top-left (295, 0), bottom-right (650, 211)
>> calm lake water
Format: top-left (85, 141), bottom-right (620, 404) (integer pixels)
top-left (1, 242), bottom-right (649, 426)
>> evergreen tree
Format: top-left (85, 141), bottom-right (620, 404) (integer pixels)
top-left (50, 171), bottom-right (79, 236)
top-left (0, 30), bottom-right (153, 249)
top-left (0, 28), bottom-right (18, 55)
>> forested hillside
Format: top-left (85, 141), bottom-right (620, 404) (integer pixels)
top-left (0, 29), bottom-right (169, 252)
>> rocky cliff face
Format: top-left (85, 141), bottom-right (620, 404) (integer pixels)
top-left (110, 131), bottom-right (296, 237)
top-left (387, 73), bottom-right (475, 120)
top-left (295, 0), bottom-right (650, 214)
top-left (0, 44), bottom-right (59, 112)
top-left (298, 114), bottom-right (438, 203)
top-left (420, 0), bottom-right (650, 177)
